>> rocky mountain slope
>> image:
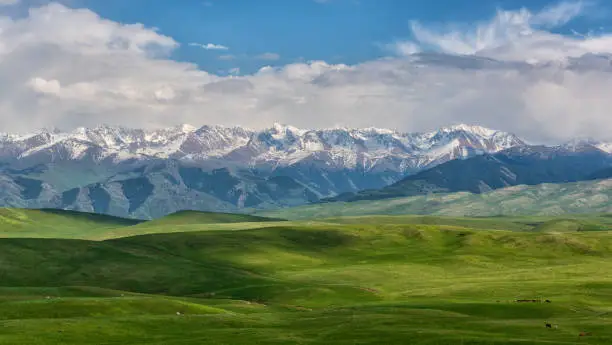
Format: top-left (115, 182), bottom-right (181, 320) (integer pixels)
top-left (0, 123), bottom-right (524, 170)
top-left (326, 143), bottom-right (612, 202)
top-left (2, 123), bottom-right (611, 219)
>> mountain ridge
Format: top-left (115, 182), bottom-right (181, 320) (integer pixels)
top-left (1, 122), bottom-right (611, 219)
top-left (0, 123), bottom-right (526, 172)
top-left (324, 144), bottom-right (612, 202)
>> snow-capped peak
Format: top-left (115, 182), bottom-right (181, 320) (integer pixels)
top-left (0, 123), bottom-right (526, 171)
top-left (562, 137), bottom-right (612, 153)
top-left (358, 127), bottom-right (397, 135)
top-left (270, 123), bottom-right (306, 136)
top-left (174, 124), bottom-right (197, 133)
top-left (437, 123), bottom-right (499, 137)
top-left (597, 143), bottom-right (612, 154)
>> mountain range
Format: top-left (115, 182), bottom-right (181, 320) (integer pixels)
top-left (0, 123), bottom-right (610, 219)
top-left (327, 143), bottom-right (612, 202)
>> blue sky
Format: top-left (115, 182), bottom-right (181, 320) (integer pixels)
top-left (34, 0), bottom-right (611, 74)
top-left (2, 0), bottom-right (612, 142)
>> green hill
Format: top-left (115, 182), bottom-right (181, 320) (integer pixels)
top-left (94, 210), bottom-right (287, 240)
top-left (0, 208), bottom-right (142, 239)
top-left (0, 212), bottom-right (612, 344)
top-left (2, 208), bottom-right (611, 242)
top-left (0, 208), bottom-right (284, 240)
top-left (257, 179), bottom-right (612, 220)
top-left (146, 210), bottom-right (285, 225)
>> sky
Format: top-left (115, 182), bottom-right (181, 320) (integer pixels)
top-left (1, 0), bottom-right (612, 143)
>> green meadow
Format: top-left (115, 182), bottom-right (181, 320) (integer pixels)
top-left (0, 208), bottom-right (611, 344)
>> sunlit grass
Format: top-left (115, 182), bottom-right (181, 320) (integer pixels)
top-left (0, 209), bottom-right (610, 344)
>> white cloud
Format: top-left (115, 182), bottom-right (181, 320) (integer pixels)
top-left (402, 0), bottom-right (609, 64)
top-left (29, 77), bottom-right (61, 95)
top-left (256, 52), bottom-right (280, 61)
top-left (531, 0), bottom-right (587, 27)
top-left (189, 42), bottom-right (229, 50)
top-left (2, 1), bottom-right (612, 144)
top-left (392, 41), bottom-right (420, 55)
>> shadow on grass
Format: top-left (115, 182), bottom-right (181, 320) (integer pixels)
top-left (0, 227), bottom-right (368, 305)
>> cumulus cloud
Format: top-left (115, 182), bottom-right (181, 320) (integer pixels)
top-left (2, 1), bottom-right (612, 144)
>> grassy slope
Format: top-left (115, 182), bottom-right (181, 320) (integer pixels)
top-left (4, 207), bottom-right (612, 241)
top-left (147, 210), bottom-right (285, 224)
top-left (0, 209), bottom-right (284, 240)
top-left (0, 208), bottom-right (142, 239)
top-left (257, 179), bottom-right (612, 220)
top-left (319, 214), bottom-right (612, 233)
top-left (0, 212), bottom-right (612, 344)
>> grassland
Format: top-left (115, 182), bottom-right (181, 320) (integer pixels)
top-left (256, 179), bottom-right (612, 220)
top-left (0, 208), bottom-right (284, 240)
top-left (0, 208), bottom-right (611, 344)
top-left (0, 208), bottom-right (142, 239)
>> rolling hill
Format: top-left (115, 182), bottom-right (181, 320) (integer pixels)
top-left (0, 208), bottom-right (142, 239)
top-left (146, 210), bottom-right (285, 225)
top-left (0, 209), bottom-right (611, 344)
top-left (0, 208), bottom-right (284, 240)
top-left (258, 178), bottom-right (612, 220)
